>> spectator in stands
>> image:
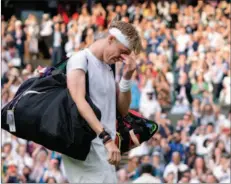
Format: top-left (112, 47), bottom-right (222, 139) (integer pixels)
top-left (2, 142), bottom-right (14, 165)
top-left (219, 71), bottom-right (231, 106)
top-left (78, 4), bottom-right (91, 31)
top-left (43, 158), bottom-right (64, 183)
top-left (193, 156), bottom-right (207, 181)
top-left (185, 143), bottom-right (197, 169)
top-left (30, 148), bottom-right (49, 183)
top-left (164, 171), bottom-right (175, 183)
top-left (40, 14), bottom-right (53, 59)
top-left (175, 72), bottom-right (192, 105)
top-left (117, 168), bottom-right (129, 183)
top-left (204, 172), bottom-right (218, 183)
top-left (13, 20), bottom-right (25, 66)
top-left (4, 42), bottom-right (22, 68)
top-left (123, 153), bottom-right (139, 180)
top-left (3, 161), bottom-right (20, 183)
top-left (139, 83), bottom-right (161, 121)
top-left (21, 166), bottom-right (35, 183)
top-left (200, 102), bottom-right (216, 126)
top-left (191, 74), bottom-right (209, 100)
top-left (176, 111), bottom-right (196, 136)
top-left (167, 131), bottom-right (185, 161)
top-left (151, 151), bottom-right (165, 179)
top-left (211, 54), bottom-right (227, 100)
top-left (158, 113), bottom-right (174, 139)
top-left (51, 23), bottom-right (64, 66)
top-left (153, 71), bottom-right (171, 108)
top-left (46, 176), bottom-right (57, 183)
top-left (14, 144), bottom-right (33, 175)
top-left (213, 153), bottom-right (231, 183)
top-left (133, 163), bottom-right (161, 183)
top-left (163, 152), bottom-right (188, 183)
top-left (24, 14), bottom-right (40, 62)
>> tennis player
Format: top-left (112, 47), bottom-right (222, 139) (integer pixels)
top-left (62, 20), bottom-right (142, 183)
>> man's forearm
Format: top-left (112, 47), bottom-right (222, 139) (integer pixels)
top-left (75, 98), bottom-right (104, 135)
top-left (117, 53), bottom-right (137, 117)
top-left (117, 89), bottom-right (131, 117)
top-left (74, 99), bottom-right (103, 135)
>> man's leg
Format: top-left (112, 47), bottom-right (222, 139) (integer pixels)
top-left (62, 140), bottom-right (118, 183)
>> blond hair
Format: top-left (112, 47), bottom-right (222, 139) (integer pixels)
top-left (109, 21), bottom-right (142, 55)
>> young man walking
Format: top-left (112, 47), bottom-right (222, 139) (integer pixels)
top-left (62, 20), bottom-right (142, 183)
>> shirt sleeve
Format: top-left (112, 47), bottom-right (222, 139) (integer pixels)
top-left (66, 50), bottom-right (88, 73)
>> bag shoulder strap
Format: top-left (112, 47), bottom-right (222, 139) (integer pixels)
top-left (54, 50), bottom-right (90, 95)
top-left (85, 59), bottom-right (89, 95)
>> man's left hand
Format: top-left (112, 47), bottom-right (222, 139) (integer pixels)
top-left (121, 53), bottom-right (137, 80)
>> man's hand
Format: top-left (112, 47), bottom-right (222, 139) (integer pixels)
top-left (104, 140), bottom-right (121, 166)
top-left (121, 53), bottom-right (137, 80)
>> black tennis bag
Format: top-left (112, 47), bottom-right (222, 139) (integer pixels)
top-left (1, 68), bottom-right (99, 161)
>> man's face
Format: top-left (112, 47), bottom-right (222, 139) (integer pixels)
top-left (174, 132), bottom-right (181, 142)
top-left (103, 36), bottom-right (131, 64)
top-left (129, 157), bottom-right (138, 167)
top-left (189, 144), bottom-right (196, 153)
top-left (152, 155), bottom-right (160, 164)
top-left (183, 114), bottom-right (190, 122)
top-left (204, 104), bottom-right (212, 113)
top-left (180, 176), bottom-right (190, 183)
top-left (172, 152), bottom-right (181, 165)
top-left (54, 23), bottom-right (60, 31)
top-left (141, 155), bottom-right (150, 164)
top-left (206, 124), bottom-right (214, 133)
top-left (3, 143), bottom-right (12, 154)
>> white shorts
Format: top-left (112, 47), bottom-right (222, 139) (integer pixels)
top-left (62, 138), bottom-right (117, 183)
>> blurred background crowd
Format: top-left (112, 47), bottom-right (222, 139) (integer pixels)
top-left (1, 0), bottom-right (231, 183)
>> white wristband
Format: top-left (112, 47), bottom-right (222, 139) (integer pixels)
top-left (119, 77), bottom-right (131, 92)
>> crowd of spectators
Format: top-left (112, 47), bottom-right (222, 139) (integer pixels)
top-left (1, 0), bottom-right (230, 183)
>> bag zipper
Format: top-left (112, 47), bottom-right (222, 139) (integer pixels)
top-left (11, 90), bottom-right (46, 111)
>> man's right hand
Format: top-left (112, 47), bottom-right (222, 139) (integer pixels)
top-left (104, 140), bottom-right (121, 166)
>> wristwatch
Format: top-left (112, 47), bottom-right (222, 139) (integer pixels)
top-left (99, 129), bottom-right (112, 144)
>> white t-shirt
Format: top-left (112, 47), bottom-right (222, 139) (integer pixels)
top-left (139, 98), bottom-right (161, 120)
top-left (62, 48), bottom-right (117, 183)
top-left (176, 34), bottom-right (190, 53)
top-left (15, 154), bottom-right (34, 175)
top-left (40, 20), bottom-right (53, 36)
top-left (208, 32), bottom-right (224, 49)
top-left (163, 162), bottom-right (188, 183)
top-left (139, 85), bottom-right (161, 120)
top-left (190, 134), bottom-right (212, 155)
